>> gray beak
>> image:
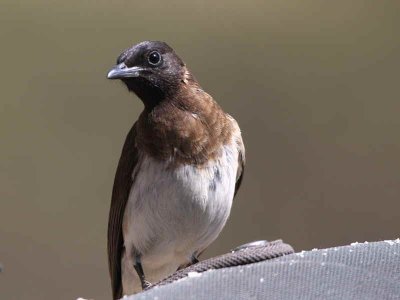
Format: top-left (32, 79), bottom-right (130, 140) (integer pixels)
top-left (107, 63), bottom-right (143, 79)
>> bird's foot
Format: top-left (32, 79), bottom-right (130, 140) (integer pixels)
top-left (142, 280), bottom-right (152, 290)
top-left (133, 257), bottom-right (151, 291)
top-left (190, 254), bottom-right (199, 265)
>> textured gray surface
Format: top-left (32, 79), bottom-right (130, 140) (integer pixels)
top-left (128, 240), bottom-right (400, 300)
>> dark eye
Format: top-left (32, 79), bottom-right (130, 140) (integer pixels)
top-left (148, 51), bottom-right (161, 65)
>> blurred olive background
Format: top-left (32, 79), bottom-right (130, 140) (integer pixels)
top-left (1, 0), bottom-right (399, 299)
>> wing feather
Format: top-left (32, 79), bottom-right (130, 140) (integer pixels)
top-left (234, 145), bottom-right (245, 197)
top-left (107, 123), bottom-right (139, 300)
top-left (230, 116), bottom-right (245, 197)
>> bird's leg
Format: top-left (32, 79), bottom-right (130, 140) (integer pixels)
top-left (178, 253), bottom-right (199, 270)
top-left (190, 254), bottom-right (199, 265)
top-left (134, 255), bottom-right (151, 290)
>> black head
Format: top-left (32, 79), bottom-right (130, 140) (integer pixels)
top-left (107, 41), bottom-right (186, 109)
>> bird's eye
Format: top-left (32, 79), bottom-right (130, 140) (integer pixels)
top-left (148, 51), bottom-right (161, 65)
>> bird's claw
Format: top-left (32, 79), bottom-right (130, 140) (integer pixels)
top-left (142, 280), bottom-right (152, 290)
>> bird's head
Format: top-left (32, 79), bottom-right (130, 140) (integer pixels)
top-left (107, 41), bottom-right (190, 109)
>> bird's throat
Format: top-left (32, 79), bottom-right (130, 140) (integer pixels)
top-left (123, 78), bottom-right (166, 110)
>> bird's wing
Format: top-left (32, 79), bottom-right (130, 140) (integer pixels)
top-left (230, 116), bottom-right (245, 197)
top-left (234, 141), bottom-right (245, 197)
top-left (108, 123), bottom-right (139, 300)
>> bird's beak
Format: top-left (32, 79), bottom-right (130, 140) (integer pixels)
top-left (107, 63), bottom-right (143, 79)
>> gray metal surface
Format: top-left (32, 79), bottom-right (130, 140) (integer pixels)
top-left (129, 240), bottom-right (400, 300)
top-left (128, 239), bottom-right (400, 300)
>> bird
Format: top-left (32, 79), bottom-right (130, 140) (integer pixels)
top-left (106, 41), bottom-right (245, 299)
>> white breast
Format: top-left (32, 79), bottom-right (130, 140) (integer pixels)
top-left (121, 141), bottom-right (239, 294)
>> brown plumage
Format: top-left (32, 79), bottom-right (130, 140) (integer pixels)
top-left (136, 85), bottom-right (233, 166)
top-left (107, 41), bottom-right (245, 299)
